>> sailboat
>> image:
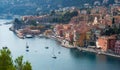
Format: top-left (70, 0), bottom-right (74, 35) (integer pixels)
top-left (26, 42), bottom-right (29, 48)
top-left (26, 42), bottom-right (29, 52)
top-left (52, 47), bottom-right (57, 59)
top-left (26, 49), bottom-right (29, 52)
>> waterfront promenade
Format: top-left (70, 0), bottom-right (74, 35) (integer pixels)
top-left (10, 29), bottom-right (120, 58)
top-left (77, 47), bottom-right (120, 58)
top-left (46, 35), bottom-right (120, 58)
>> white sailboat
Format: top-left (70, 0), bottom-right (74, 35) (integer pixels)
top-left (52, 47), bottom-right (57, 59)
top-left (26, 42), bottom-right (29, 52)
top-left (26, 42), bottom-right (29, 48)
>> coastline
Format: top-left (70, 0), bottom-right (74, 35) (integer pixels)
top-left (77, 47), bottom-right (120, 58)
top-left (11, 31), bottom-right (120, 58)
top-left (45, 35), bottom-right (76, 48)
top-left (49, 35), bottom-right (120, 58)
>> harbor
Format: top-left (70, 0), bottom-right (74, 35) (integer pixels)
top-left (0, 19), bottom-right (120, 70)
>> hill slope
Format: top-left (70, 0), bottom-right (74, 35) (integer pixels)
top-left (0, 0), bottom-right (115, 16)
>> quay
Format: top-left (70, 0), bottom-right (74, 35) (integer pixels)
top-left (10, 31), bottom-right (120, 58)
top-left (51, 35), bottom-right (120, 58)
top-left (45, 35), bottom-right (120, 58)
top-left (77, 47), bottom-right (120, 58)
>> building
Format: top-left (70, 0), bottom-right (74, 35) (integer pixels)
top-left (115, 40), bottom-right (120, 54)
top-left (97, 35), bottom-right (116, 52)
top-left (96, 36), bottom-right (108, 51)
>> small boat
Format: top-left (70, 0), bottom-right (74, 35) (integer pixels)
top-left (39, 34), bottom-right (44, 38)
top-left (52, 47), bottom-right (57, 59)
top-left (26, 42), bottom-right (29, 48)
top-left (97, 52), bottom-right (101, 55)
top-left (45, 47), bottom-right (49, 49)
top-left (26, 46), bottom-right (29, 48)
top-left (26, 49), bottom-right (29, 52)
top-left (58, 52), bottom-right (61, 54)
top-left (52, 56), bottom-right (57, 59)
top-left (25, 34), bottom-right (33, 38)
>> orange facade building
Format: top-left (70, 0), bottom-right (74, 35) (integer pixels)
top-left (97, 36), bottom-right (116, 51)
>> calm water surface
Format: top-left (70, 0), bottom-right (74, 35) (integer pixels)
top-left (0, 19), bottom-right (120, 70)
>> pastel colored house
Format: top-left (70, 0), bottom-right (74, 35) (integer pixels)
top-left (115, 40), bottom-right (120, 55)
top-left (96, 36), bottom-right (116, 52)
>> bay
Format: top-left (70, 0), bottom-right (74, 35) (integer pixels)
top-left (0, 19), bottom-right (120, 70)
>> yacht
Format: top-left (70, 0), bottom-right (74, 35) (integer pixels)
top-left (25, 34), bottom-right (33, 38)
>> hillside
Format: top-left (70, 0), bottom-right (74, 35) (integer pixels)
top-left (0, 0), bottom-right (115, 18)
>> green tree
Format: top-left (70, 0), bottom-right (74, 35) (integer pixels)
top-left (0, 48), bottom-right (32, 70)
top-left (15, 56), bottom-right (24, 70)
top-left (13, 18), bottom-right (22, 30)
top-left (50, 10), bottom-right (55, 16)
top-left (30, 20), bottom-right (37, 26)
top-left (15, 56), bottom-right (32, 70)
top-left (23, 61), bottom-right (32, 70)
top-left (0, 48), bottom-right (15, 70)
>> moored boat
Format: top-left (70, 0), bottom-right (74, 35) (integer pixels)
top-left (25, 34), bottom-right (34, 38)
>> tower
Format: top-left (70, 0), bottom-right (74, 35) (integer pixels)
top-left (93, 17), bottom-right (98, 25)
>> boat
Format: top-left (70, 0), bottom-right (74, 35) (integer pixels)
top-left (52, 56), bottom-right (57, 59)
top-left (26, 49), bottom-right (29, 52)
top-left (25, 34), bottom-right (33, 38)
top-left (45, 46), bottom-right (49, 49)
top-left (52, 47), bottom-right (57, 59)
top-left (9, 27), bottom-right (14, 31)
top-left (26, 42), bottom-right (29, 52)
top-left (58, 51), bottom-right (61, 54)
top-left (97, 52), bottom-right (101, 55)
top-left (39, 34), bottom-right (45, 38)
top-left (26, 42), bottom-right (29, 48)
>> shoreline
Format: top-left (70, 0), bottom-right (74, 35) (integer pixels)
top-left (77, 47), bottom-right (120, 58)
top-left (49, 35), bottom-right (120, 58)
top-left (11, 32), bottom-right (120, 58)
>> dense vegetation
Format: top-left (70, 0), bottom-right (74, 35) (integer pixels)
top-left (102, 18), bottom-right (120, 36)
top-left (0, 0), bottom-right (115, 16)
top-left (0, 48), bottom-right (32, 70)
top-left (51, 10), bottom-right (78, 23)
